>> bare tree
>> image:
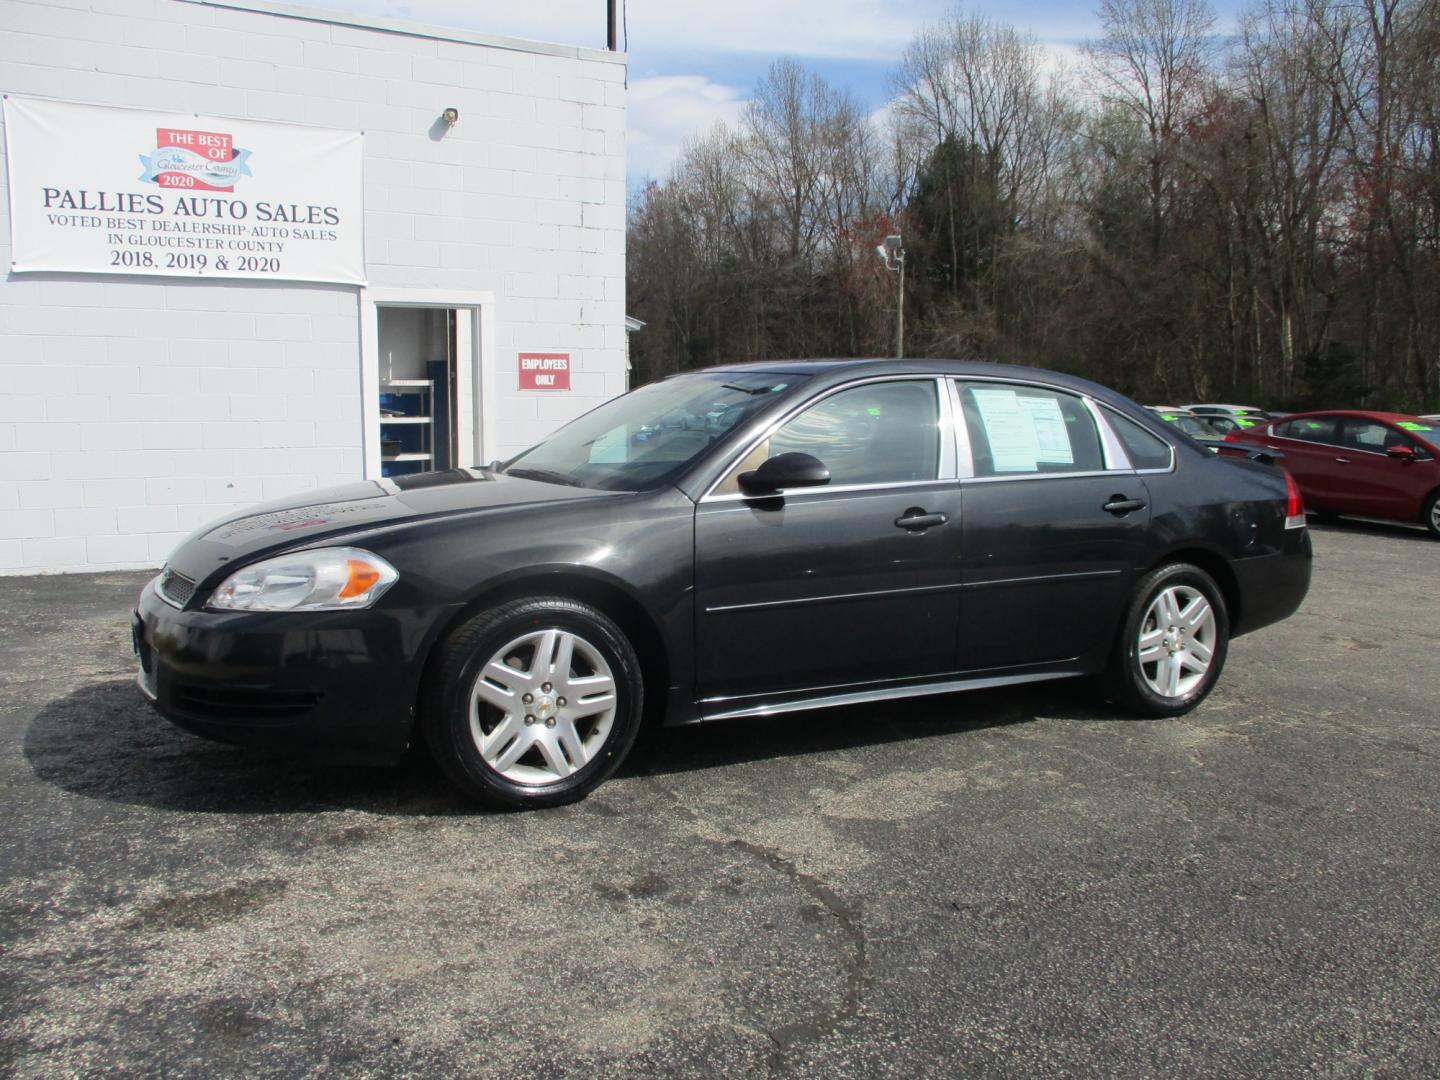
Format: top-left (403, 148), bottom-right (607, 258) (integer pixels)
top-left (1086, 0), bottom-right (1218, 257)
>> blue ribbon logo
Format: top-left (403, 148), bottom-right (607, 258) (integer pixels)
top-left (139, 145), bottom-right (253, 189)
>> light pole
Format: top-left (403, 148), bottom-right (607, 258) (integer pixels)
top-left (875, 233), bottom-right (905, 358)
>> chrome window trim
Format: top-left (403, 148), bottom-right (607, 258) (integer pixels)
top-left (1329, 444), bottom-right (1422, 460)
top-left (1086, 398), bottom-right (1135, 471)
top-left (946, 377), bottom-right (975, 478)
top-left (962, 469), bottom-right (1118, 485)
top-left (703, 477), bottom-right (956, 504)
top-left (935, 374), bottom-right (959, 480)
top-left (1271, 431), bottom-right (1342, 450)
top-left (699, 375), bottom-right (954, 503)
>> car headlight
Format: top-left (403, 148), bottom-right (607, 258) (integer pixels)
top-left (207, 547), bottom-right (399, 612)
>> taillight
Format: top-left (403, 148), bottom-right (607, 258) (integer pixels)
top-left (1284, 471), bottom-right (1306, 529)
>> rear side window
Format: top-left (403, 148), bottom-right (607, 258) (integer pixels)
top-left (958, 382), bottom-right (1104, 476)
top-left (1275, 417), bottom-right (1340, 445)
top-left (1107, 411), bottom-right (1174, 469)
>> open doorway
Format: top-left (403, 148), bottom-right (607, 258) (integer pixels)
top-left (361, 290), bottom-right (492, 481)
top-left (377, 307), bottom-right (457, 478)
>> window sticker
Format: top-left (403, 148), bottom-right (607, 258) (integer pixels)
top-left (1305, 421), bottom-right (1324, 430)
top-left (1161, 413), bottom-right (1179, 421)
top-left (589, 425), bottom-right (629, 463)
top-left (970, 387), bottom-right (1039, 472)
top-left (1018, 395), bottom-right (1074, 464)
top-left (1398, 421), bottom-right (1432, 432)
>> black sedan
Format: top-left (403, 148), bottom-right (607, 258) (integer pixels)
top-left (134, 360), bottom-right (1312, 809)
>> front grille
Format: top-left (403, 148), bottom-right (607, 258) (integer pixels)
top-left (157, 568), bottom-right (196, 608)
top-left (171, 684), bottom-right (323, 723)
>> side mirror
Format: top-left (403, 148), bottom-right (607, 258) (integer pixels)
top-left (1386, 444), bottom-right (1416, 462)
top-left (738, 452), bottom-right (830, 495)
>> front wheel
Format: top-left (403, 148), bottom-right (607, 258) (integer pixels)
top-left (421, 597), bottom-right (644, 809)
top-left (1421, 491), bottom-right (1440, 538)
top-left (1101, 563), bottom-right (1229, 718)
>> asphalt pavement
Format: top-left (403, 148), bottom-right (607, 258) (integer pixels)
top-left (2, 521), bottom-right (1438, 1078)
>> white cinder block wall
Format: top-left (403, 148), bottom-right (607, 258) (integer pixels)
top-left (0, 0), bottom-right (627, 573)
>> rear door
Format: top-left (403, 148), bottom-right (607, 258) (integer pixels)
top-left (1263, 416), bottom-right (1344, 509)
top-left (954, 380), bottom-right (1157, 672)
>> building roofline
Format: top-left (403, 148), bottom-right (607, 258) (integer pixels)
top-left (178, 0), bottom-right (628, 65)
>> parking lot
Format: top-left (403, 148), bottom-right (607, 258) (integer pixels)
top-left (2, 522), bottom-right (1438, 1078)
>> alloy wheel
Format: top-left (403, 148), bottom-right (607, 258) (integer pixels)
top-left (1137, 584), bottom-right (1217, 699)
top-left (468, 628), bottom-right (618, 784)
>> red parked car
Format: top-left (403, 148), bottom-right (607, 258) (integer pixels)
top-left (1227, 410), bottom-right (1440, 535)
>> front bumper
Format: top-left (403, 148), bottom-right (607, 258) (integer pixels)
top-left (133, 577), bottom-right (447, 765)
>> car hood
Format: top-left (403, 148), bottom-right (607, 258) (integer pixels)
top-left (164, 468), bottom-right (624, 586)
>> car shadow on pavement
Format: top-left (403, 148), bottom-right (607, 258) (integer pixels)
top-left (23, 679), bottom-right (475, 817)
top-left (24, 677), bottom-right (1114, 815)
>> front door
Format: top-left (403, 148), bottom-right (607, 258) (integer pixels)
top-left (1333, 416), bottom-right (1426, 518)
top-left (694, 378), bottom-right (963, 704)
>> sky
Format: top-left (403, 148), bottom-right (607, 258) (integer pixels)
top-left (294, 0), bottom-right (1243, 184)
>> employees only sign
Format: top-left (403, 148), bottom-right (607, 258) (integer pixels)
top-left (519, 352), bottom-right (571, 390)
top-left (2, 96), bottom-right (364, 285)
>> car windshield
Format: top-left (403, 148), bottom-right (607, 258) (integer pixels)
top-left (501, 370), bottom-right (806, 491)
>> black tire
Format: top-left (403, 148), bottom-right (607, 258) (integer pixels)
top-left (421, 597), bottom-right (644, 809)
top-left (1101, 563), bottom-right (1230, 718)
top-left (1422, 490), bottom-right (1440, 538)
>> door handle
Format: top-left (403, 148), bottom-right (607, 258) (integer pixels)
top-left (894, 508), bottom-right (948, 531)
top-left (1333, 457), bottom-right (1351, 464)
top-left (1103, 495), bottom-right (1147, 515)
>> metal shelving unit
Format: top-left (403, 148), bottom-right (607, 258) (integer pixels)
top-left (380, 379), bottom-right (434, 476)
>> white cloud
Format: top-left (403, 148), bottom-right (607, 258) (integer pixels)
top-left (625, 0), bottom-right (949, 60)
top-left (626, 75), bottom-right (747, 183)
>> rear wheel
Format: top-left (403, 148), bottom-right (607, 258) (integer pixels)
top-left (422, 597), bottom-right (643, 809)
top-left (1102, 563), bottom-right (1229, 718)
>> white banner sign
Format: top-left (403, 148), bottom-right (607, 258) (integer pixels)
top-left (3, 96), bottom-right (365, 285)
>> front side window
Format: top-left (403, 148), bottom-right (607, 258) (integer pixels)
top-left (958, 382), bottom-right (1104, 476)
top-left (715, 380), bottom-right (941, 493)
top-left (1340, 418), bottom-right (1413, 454)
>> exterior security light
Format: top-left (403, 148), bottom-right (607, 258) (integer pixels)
top-left (875, 233), bottom-right (905, 358)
